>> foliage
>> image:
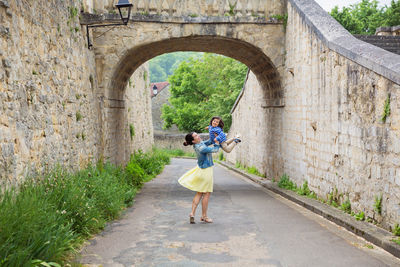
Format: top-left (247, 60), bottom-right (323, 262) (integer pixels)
top-left (340, 198), bottom-right (352, 214)
top-left (330, 0), bottom-right (400, 35)
top-left (76, 111), bottom-right (82, 121)
top-left (153, 147), bottom-right (196, 158)
top-left (392, 238), bottom-right (400, 245)
top-left (277, 174), bottom-right (297, 190)
top-left (327, 188), bottom-right (340, 208)
top-left (271, 14), bottom-right (288, 29)
top-left (129, 124), bottom-right (135, 140)
top-left (296, 181), bottom-right (311, 196)
top-left (374, 194), bottom-right (382, 214)
top-left (246, 166), bottom-right (265, 177)
top-left (354, 211), bottom-right (365, 221)
top-left (149, 52), bottom-right (202, 83)
top-left (161, 53), bottom-right (248, 133)
top-left (393, 223), bottom-right (400, 236)
top-left (0, 149), bottom-right (171, 266)
top-left (218, 151), bottom-right (225, 161)
top-left (381, 94), bottom-right (391, 122)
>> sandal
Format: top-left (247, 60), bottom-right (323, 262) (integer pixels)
top-left (189, 215), bottom-right (195, 224)
top-left (200, 216), bottom-right (213, 223)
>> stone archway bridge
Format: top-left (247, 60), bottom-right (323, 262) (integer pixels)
top-left (80, 0), bottom-right (400, 226)
top-left (81, 0), bottom-right (287, 164)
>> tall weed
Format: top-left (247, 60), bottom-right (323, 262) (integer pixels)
top-left (0, 149), bottom-right (171, 266)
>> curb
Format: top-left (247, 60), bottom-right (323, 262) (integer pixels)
top-left (217, 160), bottom-right (400, 259)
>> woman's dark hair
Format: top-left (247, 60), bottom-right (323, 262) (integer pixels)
top-left (209, 116), bottom-right (224, 129)
top-left (183, 132), bottom-right (195, 146)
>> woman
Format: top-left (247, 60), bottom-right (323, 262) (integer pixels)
top-left (179, 132), bottom-right (220, 224)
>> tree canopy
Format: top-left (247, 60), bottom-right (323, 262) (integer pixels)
top-left (161, 53), bottom-right (248, 133)
top-left (149, 52), bottom-right (202, 83)
top-left (330, 0), bottom-right (400, 35)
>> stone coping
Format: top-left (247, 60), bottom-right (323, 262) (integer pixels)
top-left (217, 160), bottom-right (400, 259)
top-left (289, 0), bottom-right (400, 85)
top-left (80, 13), bottom-right (282, 25)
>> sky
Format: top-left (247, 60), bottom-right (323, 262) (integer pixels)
top-left (313, 0), bottom-right (394, 11)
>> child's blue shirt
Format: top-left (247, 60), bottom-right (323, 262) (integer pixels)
top-left (209, 126), bottom-right (227, 144)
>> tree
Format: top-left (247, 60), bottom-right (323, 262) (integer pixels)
top-left (330, 0), bottom-right (400, 35)
top-left (161, 53), bottom-right (248, 133)
top-left (149, 52), bottom-right (202, 83)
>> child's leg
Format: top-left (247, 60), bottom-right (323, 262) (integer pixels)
top-left (225, 138), bottom-right (234, 145)
top-left (221, 141), bottom-right (237, 153)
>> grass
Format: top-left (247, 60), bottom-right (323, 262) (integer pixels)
top-left (393, 223), bottom-right (400, 236)
top-left (277, 174), bottom-right (297, 190)
top-left (374, 194), bottom-right (382, 215)
top-left (0, 148), bottom-right (171, 266)
top-left (234, 162), bottom-right (265, 178)
top-left (340, 198), bottom-right (351, 214)
top-left (154, 147), bottom-right (196, 158)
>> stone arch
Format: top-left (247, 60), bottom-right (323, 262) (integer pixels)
top-left (103, 35), bottom-right (283, 164)
top-left (110, 36), bottom-right (281, 94)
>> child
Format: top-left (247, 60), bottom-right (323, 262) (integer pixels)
top-left (206, 116), bottom-right (241, 153)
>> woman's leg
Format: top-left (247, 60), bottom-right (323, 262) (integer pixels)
top-left (191, 192), bottom-right (203, 217)
top-left (201, 192), bottom-right (213, 222)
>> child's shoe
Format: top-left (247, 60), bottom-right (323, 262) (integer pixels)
top-left (234, 138), bottom-right (241, 143)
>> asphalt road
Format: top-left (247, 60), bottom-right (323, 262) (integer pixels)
top-left (77, 158), bottom-right (400, 266)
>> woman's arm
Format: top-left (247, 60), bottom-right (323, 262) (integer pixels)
top-left (204, 138), bottom-right (213, 146)
top-left (198, 143), bottom-right (220, 154)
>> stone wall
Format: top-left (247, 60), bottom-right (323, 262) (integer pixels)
top-left (228, 0), bottom-right (400, 227)
top-left (124, 64), bottom-right (154, 159)
top-left (0, 0), bottom-right (99, 185)
top-left (0, 0), bottom-right (153, 185)
top-left (154, 133), bottom-right (209, 154)
top-left (226, 70), bottom-right (284, 178)
top-left (151, 84), bottom-right (181, 135)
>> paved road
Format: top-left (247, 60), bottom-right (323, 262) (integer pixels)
top-left (77, 158), bottom-right (400, 266)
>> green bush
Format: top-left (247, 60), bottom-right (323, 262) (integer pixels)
top-left (0, 149), bottom-right (171, 266)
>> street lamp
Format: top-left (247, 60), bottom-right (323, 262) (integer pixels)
top-left (153, 85), bottom-right (158, 96)
top-left (86, 0), bottom-right (133, 49)
top-left (116, 0), bottom-right (133, 24)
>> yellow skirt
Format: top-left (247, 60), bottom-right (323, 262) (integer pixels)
top-left (178, 166), bottom-right (213, 193)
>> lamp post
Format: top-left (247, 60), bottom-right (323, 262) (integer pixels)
top-left (152, 85), bottom-right (158, 96)
top-left (86, 0), bottom-right (133, 49)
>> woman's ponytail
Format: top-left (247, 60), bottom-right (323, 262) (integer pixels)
top-left (184, 132), bottom-right (195, 146)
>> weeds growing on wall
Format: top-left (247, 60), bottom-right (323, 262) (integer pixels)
top-left (374, 194), bottom-right (382, 215)
top-left (129, 124), bottom-right (135, 140)
top-left (235, 162), bottom-right (265, 178)
top-left (393, 223), bottom-right (400, 236)
top-left (340, 198), bottom-right (352, 214)
top-left (0, 149), bottom-right (170, 266)
top-left (381, 94), bottom-right (391, 122)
